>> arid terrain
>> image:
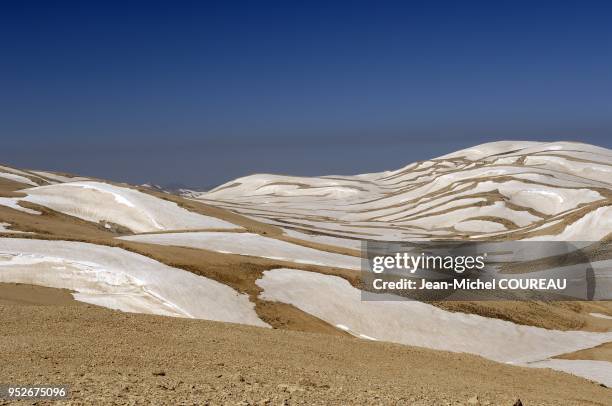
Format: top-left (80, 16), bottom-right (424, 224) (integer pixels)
top-left (0, 284), bottom-right (610, 405)
top-left (1, 141), bottom-right (611, 404)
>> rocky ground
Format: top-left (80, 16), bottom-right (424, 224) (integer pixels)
top-left (0, 284), bottom-right (609, 405)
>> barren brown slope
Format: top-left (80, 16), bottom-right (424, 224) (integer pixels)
top-left (0, 177), bottom-right (29, 197)
top-left (0, 296), bottom-right (610, 406)
top-left (557, 342), bottom-right (612, 362)
top-left (0, 283), bottom-right (76, 306)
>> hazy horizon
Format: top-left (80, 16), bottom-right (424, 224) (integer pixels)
top-left (4, 137), bottom-right (609, 190)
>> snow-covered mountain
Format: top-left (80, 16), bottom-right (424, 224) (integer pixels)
top-left (198, 141), bottom-right (612, 242)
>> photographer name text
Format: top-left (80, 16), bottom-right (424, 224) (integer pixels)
top-left (372, 278), bottom-right (567, 291)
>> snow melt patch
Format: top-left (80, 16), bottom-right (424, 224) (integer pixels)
top-left (282, 228), bottom-right (363, 251)
top-left (590, 313), bottom-right (612, 320)
top-left (256, 269), bottom-right (612, 366)
top-left (0, 197), bottom-right (41, 215)
top-left (528, 359), bottom-right (612, 387)
top-left (0, 222), bottom-right (30, 234)
top-left (0, 172), bottom-right (38, 186)
top-left (21, 181), bottom-right (238, 233)
top-left (0, 238), bottom-right (267, 327)
top-left (524, 206), bottom-right (612, 241)
top-left (31, 171), bottom-right (89, 183)
top-left (119, 232), bottom-right (360, 270)
top-left (336, 323), bottom-right (378, 340)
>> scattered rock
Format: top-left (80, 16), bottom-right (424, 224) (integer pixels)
top-left (467, 394), bottom-right (479, 404)
top-left (277, 383), bottom-right (305, 393)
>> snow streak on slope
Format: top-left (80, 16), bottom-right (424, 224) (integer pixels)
top-left (0, 165), bottom-right (48, 186)
top-left (257, 268), bottom-right (612, 363)
top-left (0, 197), bottom-right (41, 215)
top-left (529, 359), bottom-right (612, 387)
top-left (257, 268), bottom-right (612, 384)
top-left (199, 141), bottom-right (612, 243)
top-left (30, 170), bottom-right (90, 183)
top-left (0, 165), bottom-right (93, 186)
top-left (19, 181), bottom-right (238, 233)
top-left (119, 231), bottom-right (360, 270)
top-left (0, 238), bottom-right (267, 327)
top-left (281, 228), bottom-right (362, 251)
top-left (0, 172), bottom-right (38, 186)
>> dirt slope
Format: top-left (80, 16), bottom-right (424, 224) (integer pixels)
top-left (0, 292), bottom-right (609, 406)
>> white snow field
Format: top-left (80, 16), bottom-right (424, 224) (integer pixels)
top-left (198, 141), bottom-right (612, 243)
top-left (257, 268), bottom-right (612, 384)
top-left (0, 238), bottom-right (267, 327)
top-left (19, 181), bottom-right (238, 233)
top-left (118, 231), bottom-right (361, 270)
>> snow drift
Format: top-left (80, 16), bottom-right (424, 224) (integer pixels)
top-left (19, 181), bottom-right (238, 233)
top-left (0, 238), bottom-right (267, 327)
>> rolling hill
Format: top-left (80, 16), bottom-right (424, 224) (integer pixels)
top-left (1, 140), bottom-right (611, 388)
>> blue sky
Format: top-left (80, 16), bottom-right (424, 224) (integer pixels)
top-left (1, 1), bottom-right (611, 187)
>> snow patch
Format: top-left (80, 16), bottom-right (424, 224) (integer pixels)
top-left (528, 359), bottom-right (612, 387)
top-left (0, 172), bottom-right (38, 186)
top-left (256, 268), bottom-right (612, 365)
top-left (0, 238), bottom-right (267, 327)
top-left (0, 197), bottom-right (41, 215)
top-left (282, 228), bottom-right (362, 250)
top-left (590, 313), bottom-right (612, 320)
top-left (21, 181), bottom-right (238, 233)
top-left (524, 206), bottom-right (612, 241)
top-left (31, 171), bottom-right (89, 183)
top-left (119, 232), bottom-right (360, 270)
